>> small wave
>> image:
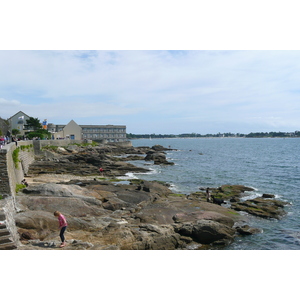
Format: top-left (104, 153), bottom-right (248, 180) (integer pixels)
top-left (138, 168), bottom-right (159, 175)
top-left (123, 172), bottom-right (139, 179)
top-left (241, 191), bottom-right (262, 201)
top-left (124, 167), bottom-right (160, 178)
top-left (169, 183), bottom-right (182, 193)
top-left (240, 189), bottom-right (283, 201)
top-left (148, 168), bottom-right (159, 174)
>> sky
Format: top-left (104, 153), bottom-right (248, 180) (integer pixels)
top-left (1, 1), bottom-right (300, 136)
top-left (1, 50), bottom-right (300, 135)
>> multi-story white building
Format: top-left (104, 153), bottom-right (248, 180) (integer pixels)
top-left (47, 121), bottom-right (127, 142)
top-left (80, 125), bottom-right (127, 142)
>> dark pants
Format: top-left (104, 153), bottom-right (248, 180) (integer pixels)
top-left (60, 226), bottom-right (67, 242)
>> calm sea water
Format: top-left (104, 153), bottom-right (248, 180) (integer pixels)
top-left (128, 138), bottom-right (300, 250)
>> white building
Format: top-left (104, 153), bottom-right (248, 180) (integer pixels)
top-left (47, 122), bottom-right (127, 142)
top-left (80, 125), bottom-right (127, 142)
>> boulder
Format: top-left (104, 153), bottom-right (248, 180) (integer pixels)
top-left (144, 151), bottom-right (174, 165)
top-left (102, 196), bottom-right (135, 211)
top-left (57, 147), bottom-right (68, 154)
top-left (15, 210), bottom-right (58, 231)
top-left (174, 219), bottom-right (235, 246)
top-left (130, 224), bottom-right (184, 250)
top-left (235, 225), bottom-right (262, 235)
top-left (262, 193), bottom-right (275, 198)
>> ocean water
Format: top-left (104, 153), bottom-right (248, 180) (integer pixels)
top-left (127, 138), bottom-right (300, 250)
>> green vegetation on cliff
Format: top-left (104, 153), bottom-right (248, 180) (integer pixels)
top-left (15, 184), bottom-right (26, 193)
top-left (12, 148), bottom-right (20, 168)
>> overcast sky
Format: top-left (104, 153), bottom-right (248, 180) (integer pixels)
top-left (1, 50), bottom-right (300, 134)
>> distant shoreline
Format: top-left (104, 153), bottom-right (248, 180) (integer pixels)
top-left (129, 136), bottom-right (300, 140)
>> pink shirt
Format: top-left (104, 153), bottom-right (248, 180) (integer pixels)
top-left (58, 214), bottom-right (68, 228)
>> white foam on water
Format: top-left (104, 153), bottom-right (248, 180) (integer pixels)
top-left (241, 190), bottom-right (283, 201)
top-left (119, 172), bottom-right (138, 180)
top-left (148, 167), bottom-right (162, 175)
top-left (126, 172), bottom-right (137, 178)
top-left (169, 183), bottom-right (181, 193)
top-left (240, 191), bottom-right (261, 201)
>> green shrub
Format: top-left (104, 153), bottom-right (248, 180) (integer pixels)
top-left (26, 129), bottom-right (51, 140)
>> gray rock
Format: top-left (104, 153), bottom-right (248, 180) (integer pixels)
top-left (236, 225), bottom-right (262, 235)
top-left (174, 219), bottom-right (235, 246)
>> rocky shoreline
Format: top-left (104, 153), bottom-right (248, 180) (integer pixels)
top-left (15, 143), bottom-right (289, 250)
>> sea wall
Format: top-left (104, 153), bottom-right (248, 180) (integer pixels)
top-left (1, 143), bottom-right (22, 248)
top-left (0, 138), bottom-right (102, 249)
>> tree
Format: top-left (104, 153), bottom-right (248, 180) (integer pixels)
top-left (24, 117), bottom-right (42, 131)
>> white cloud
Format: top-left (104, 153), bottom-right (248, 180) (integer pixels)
top-left (0, 97), bottom-right (20, 106)
top-left (1, 50), bottom-right (300, 133)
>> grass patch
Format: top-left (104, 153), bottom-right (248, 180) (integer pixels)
top-left (129, 179), bottom-right (145, 185)
top-left (16, 184), bottom-right (26, 193)
top-left (227, 210), bottom-right (240, 215)
top-left (169, 193), bottom-right (185, 197)
top-left (0, 195), bottom-right (3, 200)
top-left (42, 145), bottom-right (59, 151)
top-left (20, 144), bottom-right (33, 151)
top-left (73, 141), bottom-right (99, 147)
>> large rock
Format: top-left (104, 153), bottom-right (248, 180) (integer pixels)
top-left (151, 145), bottom-right (170, 151)
top-left (173, 211), bottom-right (235, 227)
top-left (130, 224), bottom-right (184, 250)
top-left (235, 225), bottom-right (262, 235)
top-left (174, 219), bottom-right (235, 246)
top-left (144, 151), bottom-right (174, 165)
top-left (231, 197), bottom-right (287, 219)
top-left (102, 196), bottom-right (135, 211)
